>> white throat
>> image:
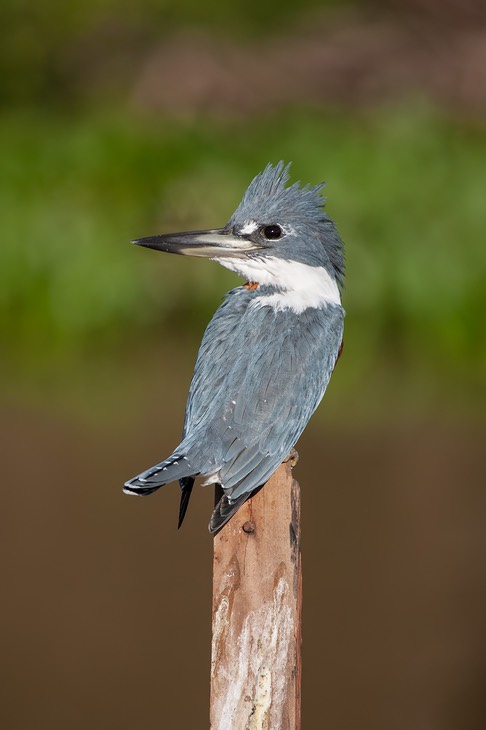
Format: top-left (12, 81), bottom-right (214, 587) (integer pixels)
top-left (212, 256), bottom-right (341, 314)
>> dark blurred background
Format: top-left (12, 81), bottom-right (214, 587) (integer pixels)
top-left (1, 0), bottom-right (485, 728)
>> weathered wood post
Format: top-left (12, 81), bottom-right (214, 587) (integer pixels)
top-left (210, 459), bottom-right (302, 729)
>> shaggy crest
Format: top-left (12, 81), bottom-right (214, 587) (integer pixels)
top-left (229, 161), bottom-right (345, 286)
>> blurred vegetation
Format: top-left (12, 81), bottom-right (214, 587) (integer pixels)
top-left (1, 105), bottom-right (485, 379)
top-left (1, 0), bottom-right (485, 417)
top-left (0, 0), bottom-right (348, 107)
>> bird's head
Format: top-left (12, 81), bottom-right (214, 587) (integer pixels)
top-left (133, 162), bottom-right (345, 290)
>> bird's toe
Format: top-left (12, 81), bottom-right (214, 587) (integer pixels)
top-left (283, 448), bottom-right (299, 467)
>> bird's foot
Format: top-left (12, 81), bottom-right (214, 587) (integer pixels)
top-left (283, 448), bottom-right (299, 468)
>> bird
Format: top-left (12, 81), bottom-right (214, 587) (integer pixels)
top-left (124, 162), bottom-right (345, 533)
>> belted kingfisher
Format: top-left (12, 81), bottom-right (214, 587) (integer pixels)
top-left (124, 162), bottom-right (345, 533)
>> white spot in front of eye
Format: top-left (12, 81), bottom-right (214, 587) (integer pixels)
top-left (239, 221), bottom-right (258, 235)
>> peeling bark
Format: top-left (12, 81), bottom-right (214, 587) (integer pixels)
top-left (210, 462), bottom-right (302, 729)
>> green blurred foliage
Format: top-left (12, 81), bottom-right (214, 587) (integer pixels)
top-left (1, 105), bottom-right (485, 379)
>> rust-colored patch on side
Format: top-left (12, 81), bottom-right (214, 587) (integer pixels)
top-left (244, 281), bottom-right (259, 291)
top-left (336, 339), bottom-right (344, 363)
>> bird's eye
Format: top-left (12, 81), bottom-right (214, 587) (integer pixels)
top-left (262, 225), bottom-right (282, 240)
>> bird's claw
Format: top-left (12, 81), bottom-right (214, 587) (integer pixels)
top-left (283, 448), bottom-right (299, 468)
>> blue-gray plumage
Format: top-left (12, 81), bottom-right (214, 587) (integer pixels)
top-left (124, 162), bottom-right (345, 533)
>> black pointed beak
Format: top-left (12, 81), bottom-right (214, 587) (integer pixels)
top-left (132, 228), bottom-right (262, 259)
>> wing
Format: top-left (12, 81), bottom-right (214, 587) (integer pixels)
top-left (181, 287), bottom-right (344, 500)
top-left (182, 287), bottom-right (249, 438)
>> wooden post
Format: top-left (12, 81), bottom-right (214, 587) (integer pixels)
top-left (210, 461), bottom-right (302, 729)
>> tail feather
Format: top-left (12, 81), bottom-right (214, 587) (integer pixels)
top-left (208, 486), bottom-right (262, 534)
top-left (178, 477), bottom-right (195, 529)
top-left (124, 483), bottom-right (161, 497)
top-left (123, 454), bottom-right (196, 496)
